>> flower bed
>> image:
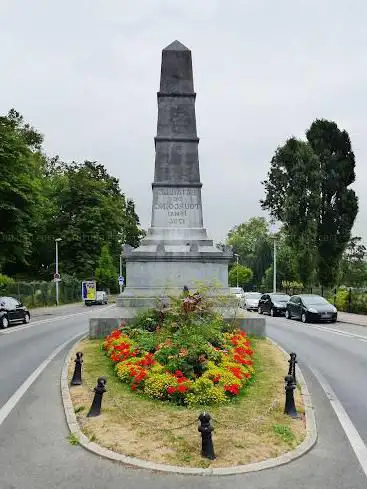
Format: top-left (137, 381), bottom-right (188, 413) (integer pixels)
top-left (103, 293), bottom-right (255, 407)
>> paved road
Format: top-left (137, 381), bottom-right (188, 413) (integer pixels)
top-left (1, 308), bottom-right (367, 488)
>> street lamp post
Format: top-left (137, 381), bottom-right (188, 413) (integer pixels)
top-left (119, 253), bottom-right (123, 295)
top-left (269, 222), bottom-right (279, 294)
top-left (273, 238), bottom-right (277, 293)
top-left (234, 253), bottom-right (240, 288)
top-left (55, 238), bottom-right (62, 306)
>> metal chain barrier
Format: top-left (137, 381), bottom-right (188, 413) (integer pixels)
top-left (211, 396), bottom-right (281, 431)
top-left (80, 374), bottom-right (281, 433)
top-left (82, 377), bottom-right (197, 431)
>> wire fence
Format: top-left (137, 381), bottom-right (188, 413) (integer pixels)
top-left (278, 286), bottom-right (367, 314)
top-left (0, 280), bottom-right (81, 307)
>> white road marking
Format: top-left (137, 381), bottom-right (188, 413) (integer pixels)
top-left (310, 367), bottom-right (367, 479)
top-left (0, 305), bottom-right (116, 335)
top-left (269, 316), bottom-right (367, 342)
top-left (0, 331), bottom-right (86, 427)
top-left (299, 323), bottom-right (367, 342)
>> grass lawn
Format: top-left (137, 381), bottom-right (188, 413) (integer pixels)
top-left (68, 337), bottom-right (306, 468)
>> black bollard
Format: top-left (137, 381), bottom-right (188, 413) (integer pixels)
top-left (284, 375), bottom-right (297, 418)
top-left (288, 352), bottom-right (297, 385)
top-left (198, 412), bottom-right (216, 460)
top-left (87, 377), bottom-right (107, 417)
top-left (70, 352), bottom-right (83, 386)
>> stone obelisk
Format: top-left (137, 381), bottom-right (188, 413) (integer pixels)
top-left (117, 40), bottom-right (232, 308)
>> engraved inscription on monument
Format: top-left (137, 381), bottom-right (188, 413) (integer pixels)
top-left (151, 187), bottom-right (203, 228)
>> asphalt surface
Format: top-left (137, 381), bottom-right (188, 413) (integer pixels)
top-left (0, 306), bottom-right (367, 488)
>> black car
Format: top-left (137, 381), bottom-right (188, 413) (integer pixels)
top-left (286, 294), bottom-right (337, 323)
top-left (258, 293), bottom-right (290, 316)
top-left (0, 297), bottom-right (30, 329)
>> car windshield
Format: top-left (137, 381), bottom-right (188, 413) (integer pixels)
top-left (245, 293), bottom-right (261, 299)
top-left (271, 295), bottom-right (290, 302)
top-left (302, 296), bottom-right (329, 306)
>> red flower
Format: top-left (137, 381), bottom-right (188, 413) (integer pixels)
top-left (175, 370), bottom-right (184, 378)
top-left (177, 376), bottom-right (188, 383)
top-left (131, 384), bottom-right (137, 391)
top-left (213, 375), bottom-right (221, 383)
top-left (167, 386), bottom-right (176, 394)
top-left (224, 384), bottom-right (240, 395)
top-left (177, 385), bottom-right (187, 393)
top-left (229, 367), bottom-right (243, 379)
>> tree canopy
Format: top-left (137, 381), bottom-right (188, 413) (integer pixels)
top-left (0, 109), bottom-right (144, 281)
top-left (261, 119), bottom-right (358, 287)
top-left (228, 264), bottom-right (253, 289)
top-left (226, 217), bottom-right (273, 287)
top-left (95, 244), bottom-right (118, 292)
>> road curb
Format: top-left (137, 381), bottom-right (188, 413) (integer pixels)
top-left (61, 336), bottom-right (318, 476)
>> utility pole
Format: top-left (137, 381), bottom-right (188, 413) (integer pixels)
top-left (234, 253), bottom-right (240, 288)
top-left (119, 253), bottom-right (123, 294)
top-left (273, 238), bottom-right (277, 293)
top-left (55, 238), bottom-right (62, 305)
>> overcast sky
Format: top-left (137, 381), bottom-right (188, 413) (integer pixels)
top-left (1, 0), bottom-right (366, 243)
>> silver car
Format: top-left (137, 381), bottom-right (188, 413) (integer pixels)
top-left (229, 287), bottom-right (246, 308)
top-left (244, 292), bottom-right (262, 311)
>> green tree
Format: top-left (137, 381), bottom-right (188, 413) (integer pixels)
top-left (338, 237), bottom-right (367, 287)
top-left (0, 109), bottom-right (44, 274)
top-left (306, 119), bottom-right (358, 286)
top-left (261, 120), bottom-right (358, 287)
top-left (226, 217), bottom-right (272, 286)
top-left (95, 244), bottom-right (118, 292)
top-left (37, 160), bottom-right (144, 279)
top-left (261, 138), bottom-right (320, 286)
top-left (228, 264), bottom-right (253, 289)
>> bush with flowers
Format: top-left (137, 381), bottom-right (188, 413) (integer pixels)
top-left (103, 291), bottom-right (255, 407)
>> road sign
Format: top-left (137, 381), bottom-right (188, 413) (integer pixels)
top-left (54, 273), bottom-right (61, 282)
top-left (118, 276), bottom-right (125, 285)
top-left (82, 280), bottom-right (96, 301)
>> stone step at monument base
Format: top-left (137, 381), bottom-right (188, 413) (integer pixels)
top-left (143, 226), bottom-right (213, 243)
top-left (89, 306), bottom-right (266, 339)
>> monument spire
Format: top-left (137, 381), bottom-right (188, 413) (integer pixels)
top-left (154, 40), bottom-right (200, 186)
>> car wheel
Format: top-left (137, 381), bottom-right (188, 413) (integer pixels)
top-left (258, 307), bottom-right (263, 315)
top-left (285, 309), bottom-right (291, 320)
top-left (23, 313), bottom-right (30, 324)
top-left (270, 308), bottom-right (275, 317)
top-left (1, 315), bottom-right (9, 329)
top-left (301, 312), bottom-right (307, 323)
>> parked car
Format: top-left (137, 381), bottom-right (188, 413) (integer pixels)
top-left (85, 291), bottom-right (109, 306)
top-left (244, 292), bottom-right (262, 311)
top-left (0, 297), bottom-right (31, 329)
top-left (258, 293), bottom-right (290, 316)
top-left (286, 294), bottom-right (337, 323)
top-left (229, 287), bottom-right (246, 308)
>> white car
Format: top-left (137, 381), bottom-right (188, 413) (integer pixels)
top-left (244, 292), bottom-right (262, 311)
top-left (229, 287), bottom-right (246, 308)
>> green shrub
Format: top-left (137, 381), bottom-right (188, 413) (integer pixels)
top-left (328, 289), bottom-right (349, 311)
top-left (0, 274), bottom-right (15, 291)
